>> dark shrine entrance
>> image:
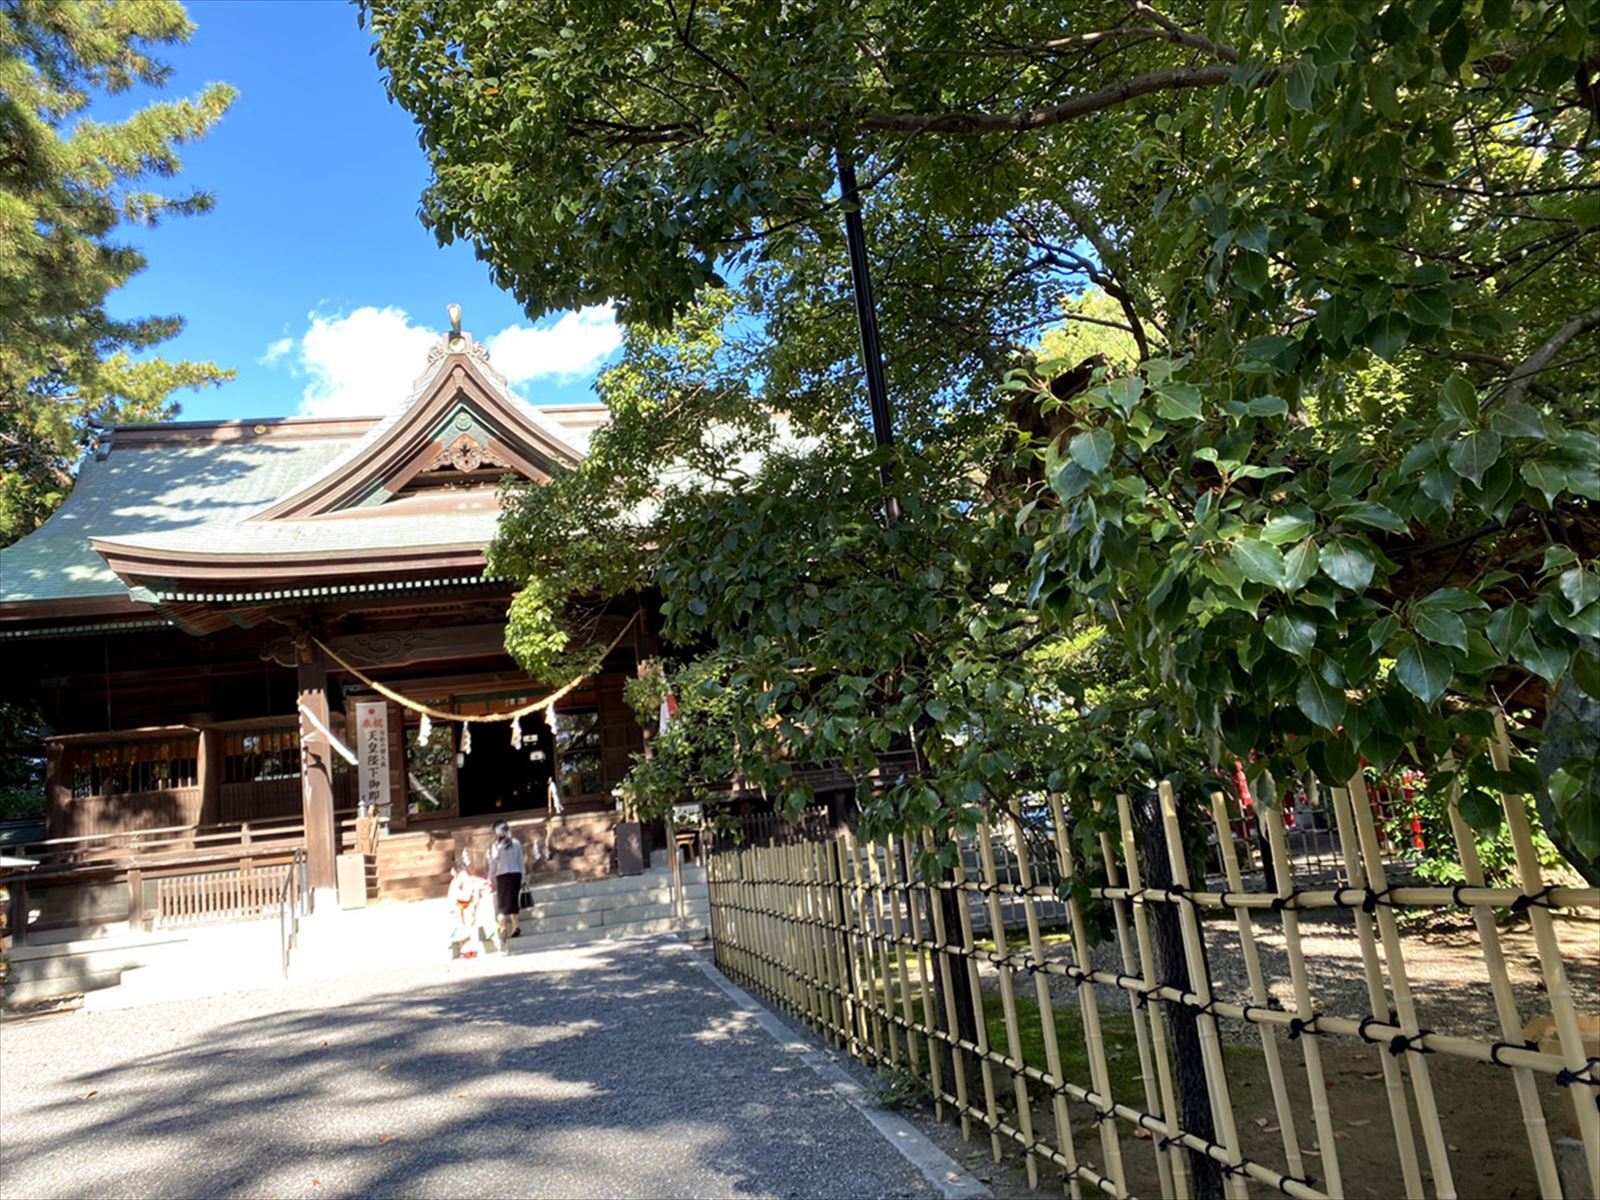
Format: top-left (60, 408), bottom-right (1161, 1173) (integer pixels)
top-left (457, 718), bottom-right (557, 818)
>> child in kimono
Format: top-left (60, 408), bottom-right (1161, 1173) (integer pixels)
top-left (447, 850), bottom-right (497, 959)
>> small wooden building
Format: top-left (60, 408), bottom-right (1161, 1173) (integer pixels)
top-left (0, 323), bottom-right (655, 910)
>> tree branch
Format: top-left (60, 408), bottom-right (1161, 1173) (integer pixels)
top-left (854, 64), bottom-right (1245, 135)
top-left (1504, 304), bottom-right (1600, 405)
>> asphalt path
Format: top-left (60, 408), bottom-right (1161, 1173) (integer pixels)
top-left (0, 936), bottom-right (944, 1199)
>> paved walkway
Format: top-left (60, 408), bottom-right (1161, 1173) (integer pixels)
top-left (0, 937), bottom-right (947, 1199)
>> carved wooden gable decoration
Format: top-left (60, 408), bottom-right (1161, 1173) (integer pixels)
top-left (255, 332), bottom-right (584, 521)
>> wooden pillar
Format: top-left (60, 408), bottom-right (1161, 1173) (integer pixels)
top-left (44, 742), bottom-right (70, 839)
top-left (197, 728), bottom-right (223, 826)
top-left (385, 700), bottom-right (408, 831)
top-left (297, 650), bottom-right (338, 892)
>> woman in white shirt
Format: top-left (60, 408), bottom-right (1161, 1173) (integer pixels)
top-left (487, 820), bottom-right (525, 946)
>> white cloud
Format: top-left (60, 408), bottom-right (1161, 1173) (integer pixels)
top-left (290, 306), bottom-right (439, 417)
top-left (486, 305), bottom-right (622, 385)
top-left (257, 336), bottom-right (294, 367)
top-left (268, 303), bottom-right (623, 417)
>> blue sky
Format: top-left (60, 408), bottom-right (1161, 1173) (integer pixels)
top-left (107, 0), bottom-right (621, 423)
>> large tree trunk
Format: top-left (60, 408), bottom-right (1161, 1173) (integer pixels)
top-left (1136, 788), bottom-right (1224, 1200)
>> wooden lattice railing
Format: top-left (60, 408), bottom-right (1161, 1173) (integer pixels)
top-left (705, 767), bottom-right (1600, 1200)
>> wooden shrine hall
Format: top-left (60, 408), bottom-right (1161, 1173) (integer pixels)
top-left (0, 317), bottom-right (656, 913)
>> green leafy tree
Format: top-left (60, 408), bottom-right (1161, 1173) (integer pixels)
top-left (0, 0), bottom-right (235, 544)
top-left (371, 0), bottom-right (1600, 874)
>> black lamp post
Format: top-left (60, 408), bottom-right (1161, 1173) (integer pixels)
top-left (835, 145), bottom-right (901, 523)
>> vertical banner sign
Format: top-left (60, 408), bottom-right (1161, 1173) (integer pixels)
top-left (355, 701), bottom-right (392, 819)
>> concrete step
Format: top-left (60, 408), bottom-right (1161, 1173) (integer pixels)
top-left (523, 882), bottom-right (707, 918)
top-left (511, 917), bottom-right (707, 950)
top-left (5, 933), bottom-right (193, 1005)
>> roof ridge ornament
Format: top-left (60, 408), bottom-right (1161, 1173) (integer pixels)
top-left (418, 303), bottom-right (508, 387)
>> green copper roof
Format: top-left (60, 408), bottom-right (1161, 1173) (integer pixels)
top-left (0, 434), bottom-right (358, 603)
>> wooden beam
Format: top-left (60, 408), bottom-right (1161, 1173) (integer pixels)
top-left (297, 649), bottom-right (338, 891)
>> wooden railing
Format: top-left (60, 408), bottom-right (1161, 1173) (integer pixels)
top-left (6, 811), bottom-right (362, 943)
top-left (156, 862), bottom-right (295, 928)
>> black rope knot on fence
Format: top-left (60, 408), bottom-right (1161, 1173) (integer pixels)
top-left (1388, 1029), bottom-right (1434, 1057)
top-left (1270, 889), bottom-right (1302, 912)
top-left (1489, 1038), bottom-right (1540, 1067)
top-left (1287, 1013), bottom-right (1322, 1040)
top-left (1357, 1010), bottom-right (1398, 1045)
top-left (1510, 884), bottom-right (1559, 917)
top-left (1555, 1057), bottom-right (1600, 1089)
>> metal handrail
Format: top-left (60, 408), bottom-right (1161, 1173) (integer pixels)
top-left (277, 847), bottom-right (310, 979)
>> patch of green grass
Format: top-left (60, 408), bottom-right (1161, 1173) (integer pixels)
top-left (984, 990), bottom-right (1145, 1103)
top-left (972, 925), bottom-right (1075, 956)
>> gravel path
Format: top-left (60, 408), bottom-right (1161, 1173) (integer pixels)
top-left (0, 936), bottom-right (940, 1200)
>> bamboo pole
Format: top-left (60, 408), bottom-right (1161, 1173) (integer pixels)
top-left (952, 827), bottom-right (1005, 1163)
top-left (864, 838), bottom-right (903, 1067)
top-left (1111, 792), bottom-right (1188, 1199)
top-left (898, 834), bottom-right (946, 1121)
top-left (1256, 773), bottom-right (1345, 1197)
top-left (1156, 780), bottom-right (1248, 1200)
top-left (1492, 713), bottom-right (1600, 1196)
top-left (978, 818), bottom-right (1041, 1189)
top-left (883, 834), bottom-right (925, 1076)
top-left (1442, 772), bottom-right (1563, 1198)
top-left (1343, 774), bottom-right (1458, 1199)
top-left (1011, 810), bottom-right (1088, 1199)
top-left (1098, 826), bottom-right (1179, 1200)
top-left (924, 829), bottom-right (975, 1140)
top-left (1207, 790), bottom-right (1306, 1179)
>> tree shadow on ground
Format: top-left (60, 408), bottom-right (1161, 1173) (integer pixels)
top-left (0, 941), bottom-right (932, 1199)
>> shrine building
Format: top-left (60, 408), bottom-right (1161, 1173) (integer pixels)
top-left (0, 319), bottom-right (658, 918)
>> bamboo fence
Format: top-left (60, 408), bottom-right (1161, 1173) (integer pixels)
top-left (705, 765), bottom-right (1600, 1200)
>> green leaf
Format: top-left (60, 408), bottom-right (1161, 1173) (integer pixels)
top-left (1107, 376), bottom-right (1145, 416)
top-left (1395, 641), bottom-right (1453, 703)
top-left (1233, 250), bottom-right (1268, 294)
top-left (1492, 401), bottom-right (1546, 440)
top-left (1440, 20), bottom-right (1470, 75)
top-left (1515, 635), bottom-right (1571, 685)
top-left (1246, 394), bottom-right (1288, 417)
top-left (1368, 614), bottom-right (1399, 652)
top-left (1069, 427), bottom-right (1115, 475)
top-left (1262, 508), bottom-right (1315, 544)
top-left (1286, 59), bottom-right (1316, 111)
top-left (1364, 311), bottom-right (1411, 360)
top-left (1448, 429), bottom-right (1502, 486)
top-left (1283, 539), bottom-right (1319, 592)
top-left (1439, 374), bottom-right (1477, 424)
top-left (1549, 765), bottom-right (1600, 861)
top-left (1319, 538), bottom-right (1375, 591)
top-left (1266, 609), bottom-right (1318, 656)
top-left (1404, 288), bottom-right (1452, 327)
top-left (1573, 649), bottom-right (1600, 701)
top-left (1486, 604), bottom-right (1529, 657)
top-left (1456, 787), bottom-right (1504, 837)
top-left (1413, 605), bottom-right (1468, 651)
top-left (1154, 383), bottom-right (1203, 422)
top-left (1520, 460), bottom-right (1570, 504)
top-left (1337, 501), bottom-right (1409, 533)
top-left (1560, 568), bottom-right (1600, 614)
top-left (1232, 538), bottom-right (1286, 587)
top-left (1297, 664), bottom-right (1347, 731)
